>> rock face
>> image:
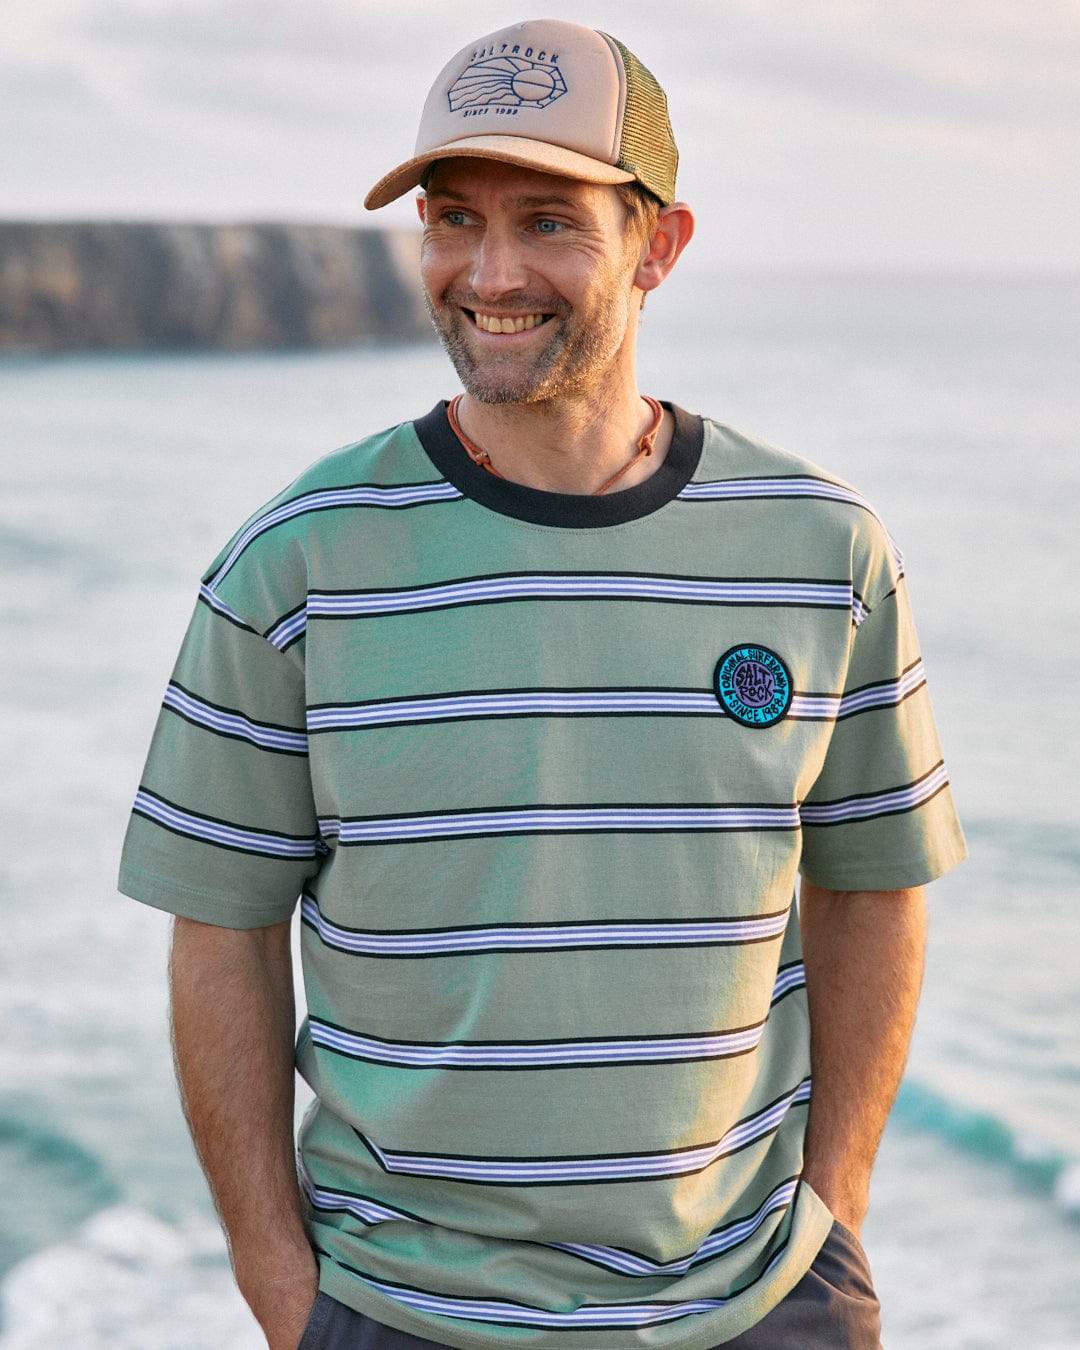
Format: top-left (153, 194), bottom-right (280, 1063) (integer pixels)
top-left (0, 221), bottom-right (432, 353)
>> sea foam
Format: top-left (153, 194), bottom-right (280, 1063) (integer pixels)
top-left (0, 1206), bottom-right (261, 1349)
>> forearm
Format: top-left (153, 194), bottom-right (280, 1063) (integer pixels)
top-left (798, 882), bottom-right (927, 1233)
top-left (169, 916), bottom-right (317, 1342)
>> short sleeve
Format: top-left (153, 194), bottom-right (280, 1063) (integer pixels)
top-left (798, 577), bottom-right (966, 892)
top-left (117, 592), bottom-right (322, 928)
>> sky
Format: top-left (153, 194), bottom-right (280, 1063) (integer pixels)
top-left (2, 0), bottom-right (1078, 270)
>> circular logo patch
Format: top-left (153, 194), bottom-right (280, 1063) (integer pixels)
top-left (714, 645), bottom-right (792, 728)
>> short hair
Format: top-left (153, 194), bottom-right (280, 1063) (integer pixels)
top-left (614, 181), bottom-right (663, 244)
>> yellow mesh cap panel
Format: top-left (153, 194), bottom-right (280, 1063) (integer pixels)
top-left (606, 36), bottom-right (679, 204)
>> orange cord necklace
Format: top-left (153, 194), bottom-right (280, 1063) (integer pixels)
top-left (447, 395), bottom-right (664, 496)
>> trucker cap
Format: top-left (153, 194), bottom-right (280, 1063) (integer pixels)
top-left (364, 18), bottom-right (679, 209)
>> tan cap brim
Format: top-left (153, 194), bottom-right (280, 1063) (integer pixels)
top-left (364, 135), bottom-right (635, 211)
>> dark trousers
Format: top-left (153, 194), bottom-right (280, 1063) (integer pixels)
top-left (299, 1221), bottom-right (881, 1349)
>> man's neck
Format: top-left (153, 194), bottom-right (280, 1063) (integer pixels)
top-left (454, 387), bottom-right (674, 496)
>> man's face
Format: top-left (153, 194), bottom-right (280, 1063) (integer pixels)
top-left (418, 159), bottom-right (646, 406)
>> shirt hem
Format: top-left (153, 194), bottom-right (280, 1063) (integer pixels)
top-left (314, 1189), bottom-right (834, 1350)
top-left (117, 862), bottom-right (296, 929)
top-left (799, 831), bottom-right (967, 893)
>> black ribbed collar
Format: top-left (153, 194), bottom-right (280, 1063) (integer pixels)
top-left (412, 400), bottom-right (703, 528)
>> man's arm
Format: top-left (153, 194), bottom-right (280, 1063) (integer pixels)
top-left (169, 915), bottom-right (318, 1349)
top-left (798, 882), bottom-right (927, 1235)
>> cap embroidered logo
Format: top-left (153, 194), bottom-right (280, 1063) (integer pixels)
top-left (448, 55), bottom-right (568, 112)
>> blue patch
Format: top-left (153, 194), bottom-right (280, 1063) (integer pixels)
top-left (714, 645), bottom-right (792, 728)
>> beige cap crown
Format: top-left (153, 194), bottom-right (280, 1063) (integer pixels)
top-left (364, 19), bottom-right (678, 209)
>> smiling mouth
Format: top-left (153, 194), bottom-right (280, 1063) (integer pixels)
top-left (467, 310), bottom-right (553, 334)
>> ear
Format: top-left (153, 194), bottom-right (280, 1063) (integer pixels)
top-left (633, 203), bottom-right (695, 296)
top-left (416, 193), bottom-right (427, 225)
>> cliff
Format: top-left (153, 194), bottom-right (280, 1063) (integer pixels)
top-left (0, 221), bottom-right (432, 354)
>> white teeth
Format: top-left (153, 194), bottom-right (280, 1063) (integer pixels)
top-left (474, 312), bottom-right (544, 333)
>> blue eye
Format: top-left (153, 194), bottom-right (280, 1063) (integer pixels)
top-left (534, 219), bottom-right (562, 235)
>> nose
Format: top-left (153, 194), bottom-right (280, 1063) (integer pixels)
top-left (469, 225), bottom-right (528, 301)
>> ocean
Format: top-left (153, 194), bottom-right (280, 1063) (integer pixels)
top-left (1, 268), bottom-right (1078, 1348)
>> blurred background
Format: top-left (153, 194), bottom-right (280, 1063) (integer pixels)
top-left (2, 2), bottom-right (1078, 1346)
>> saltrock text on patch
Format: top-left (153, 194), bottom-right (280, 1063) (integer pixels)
top-left (714, 645), bottom-right (793, 728)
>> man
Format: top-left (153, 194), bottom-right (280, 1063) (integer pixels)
top-left (119, 19), bottom-right (965, 1349)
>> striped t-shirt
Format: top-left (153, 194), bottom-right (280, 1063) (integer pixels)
top-left (119, 403), bottom-right (966, 1348)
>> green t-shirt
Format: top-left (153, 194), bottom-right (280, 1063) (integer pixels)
top-left (119, 403), bottom-right (965, 1347)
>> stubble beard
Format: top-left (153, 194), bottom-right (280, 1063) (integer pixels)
top-left (424, 287), bottom-right (632, 407)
